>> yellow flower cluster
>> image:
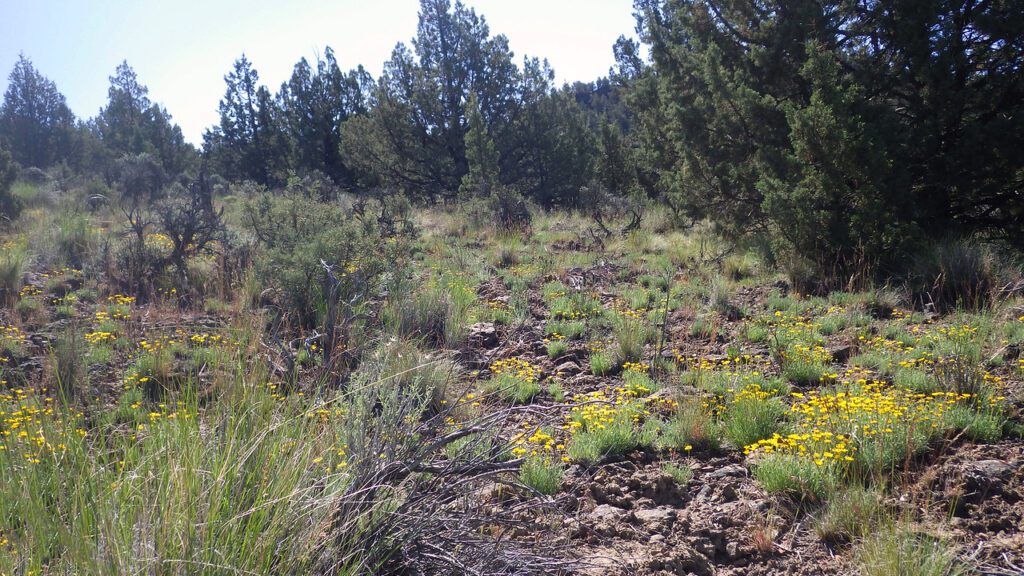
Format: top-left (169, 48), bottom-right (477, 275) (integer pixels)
top-left (510, 427), bottom-right (565, 460)
top-left (188, 333), bottom-right (225, 346)
top-left (18, 284), bottom-right (41, 298)
top-left (745, 378), bottom-right (973, 466)
top-left (767, 310), bottom-right (822, 339)
top-left (1, 325), bottom-right (26, 348)
top-left (675, 353), bottom-right (767, 370)
top-left (490, 357), bottom-right (540, 383)
top-left (0, 388), bottom-right (84, 466)
top-left (564, 387), bottom-right (650, 434)
top-left (40, 267), bottom-right (82, 280)
top-left (732, 382), bottom-right (773, 402)
top-left (84, 331), bottom-right (117, 345)
top-left (744, 431), bottom-right (855, 466)
top-left (779, 343), bottom-right (833, 367)
top-left (145, 233), bottom-right (175, 252)
top-left (622, 361), bottom-right (649, 374)
top-left (106, 294), bottom-right (136, 306)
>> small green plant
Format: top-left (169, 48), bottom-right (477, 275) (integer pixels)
top-left (547, 380), bottom-right (565, 402)
top-left (778, 343), bottom-right (833, 386)
top-left (855, 526), bottom-right (963, 576)
top-left (519, 455), bottom-right (564, 495)
top-left (814, 485), bottom-right (888, 542)
top-left (659, 400), bottom-right (720, 452)
top-left (545, 319), bottom-right (585, 340)
top-left (589, 350), bottom-right (617, 376)
top-left (611, 312), bottom-right (653, 362)
top-left (689, 315), bottom-right (716, 339)
top-left (722, 396), bottom-right (786, 448)
top-left (546, 338), bottom-right (568, 359)
top-left (489, 357), bottom-right (541, 404)
top-left (662, 462), bottom-right (693, 485)
top-left (0, 247), bottom-right (25, 307)
top-left (567, 417), bottom-right (642, 463)
top-left (752, 455), bottom-right (838, 503)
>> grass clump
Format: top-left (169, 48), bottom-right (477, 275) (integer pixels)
top-left (488, 357), bottom-right (541, 404)
top-left (659, 399), bottom-right (721, 452)
top-left (721, 395), bottom-right (786, 448)
top-left (855, 527), bottom-right (963, 576)
top-left (814, 485), bottom-right (888, 542)
top-left (519, 455), bottom-right (564, 495)
top-left (662, 462), bottom-right (693, 485)
top-left (565, 389), bottom-right (651, 463)
top-left (611, 311), bottom-right (653, 362)
top-left (752, 454), bottom-right (839, 504)
top-left (589, 346), bottom-right (617, 376)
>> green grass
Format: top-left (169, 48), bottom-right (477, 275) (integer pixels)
top-left (855, 527), bottom-right (963, 576)
top-left (519, 456), bottom-right (564, 495)
top-left (721, 397), bottom-right (786, 448)
top-left (658, 400), bottom-right (721, 452)
top-left (546, 339), bottom-right (568, 359)
top-left (661, 462), bottom-right (693, 485)
top-left (611, 313), bottom-right (653, 362)
top-left (589, 350), bottom-right (617, 376)
top-left (752, 455), bottom-right (839, 503)
top-left (814, 485), bottom-right (888, 542)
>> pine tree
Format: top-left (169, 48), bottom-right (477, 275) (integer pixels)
top-left (459, 92), bottom-right (499, 197)
top-left (0, 54), bottom-right (75, 168)
top-left (205, 56), bottom-right (289, 186)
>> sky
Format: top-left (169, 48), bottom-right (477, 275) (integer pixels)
top-left (0, 0), bottom-right (640, 144)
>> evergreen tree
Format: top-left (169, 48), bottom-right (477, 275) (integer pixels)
top-left (343, 0), bottom-right (520, 200)
top-left (0, 145), bottom-right (20, 222)
top-left (631, 0), bottom-right (1024, 275)
top-left (204, 55), bottom-right (289, 186)
top-left (277, 48), bottom-right (374, 187)
top-left (96, 61), bottom-right (196, 176)
top-left (0, 55), bottom-right (76, 168)
top-left (458, 92), bottom-right (499, 197)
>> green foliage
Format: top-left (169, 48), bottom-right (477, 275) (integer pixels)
top-left (0, 55), bottom-right (76, 170)
top-left (752, 455), bottom-right (838, 504)
top-left (97, 62), bottom-right (196, 176)
top-left (519, 456), bottom-right (564, 496)
top-left (633, 0), bottom-right (1024, 280)
top-left (204, 56), bottom-right (288, 186)
top-left (661, 462), bottom-right (693, 485)
top-left (814, 485), bottom-right (888, 543)
top-left (243, 192), bottom-right (387, 329)
top-left (0, 146), bottom-right (21, 222)
top-left (459, 92), bottom-right (500, 198)
top-left (589, 350), bottom-right (617, 376)
top-left (659, 400), bottom-right (720, 452)
top-left (721, 397), bottom-right (785, 448)
top-left (0, 244), bottom-right (24, 307)
top-left (567, 416), bottom-right (644, 464)
top-left (855, 527), bottom-right (963, 576)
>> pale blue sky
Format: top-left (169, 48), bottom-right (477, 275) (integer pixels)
top-left (1, 0), bottom-right (640, 144)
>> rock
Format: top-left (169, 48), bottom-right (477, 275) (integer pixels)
top-left (553, 360), bottom-right (581, 376)
top-left (972, 459), bottom-right (1015, 478)
top-left (830, 344), bottom-right (856, 363)
top-left (963, 459), bottom-right (1017, 493)
top-left (705, 464), bottom-right (747, 480)
top-left (467, 322), bottom-right (498, 348)
top-left (591, 504), bottom-right (627, 522)
top-left (634, 507), bottom-right (676, 531)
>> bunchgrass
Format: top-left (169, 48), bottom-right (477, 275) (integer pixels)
top-left (855, 526), bottom-right (963, 576)
top-left (519, 456), bottom-right (564, 495)
top-left (752, 455), bottom-right (839, 504)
